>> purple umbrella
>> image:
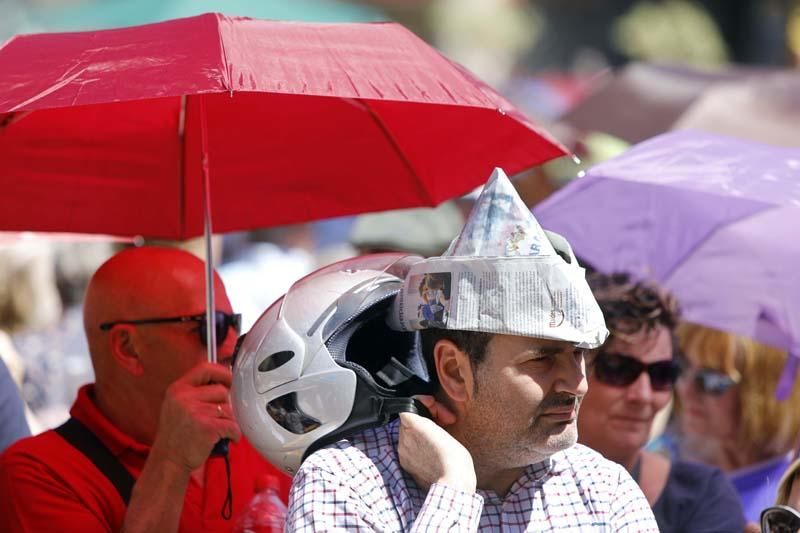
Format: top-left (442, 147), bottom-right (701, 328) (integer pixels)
top-left (534, 129), bottom-right (800, 397)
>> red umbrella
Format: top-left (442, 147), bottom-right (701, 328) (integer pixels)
top-left (0, 12), bottom-right (565, 239)
top-left (0, 13), bottom-right (566, 361)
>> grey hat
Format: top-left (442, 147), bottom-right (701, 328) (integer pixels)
top-left (349, 202), bottom-right (464, 258)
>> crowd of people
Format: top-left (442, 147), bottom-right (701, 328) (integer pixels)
top-left (0, 164), bottom-right (796, 533)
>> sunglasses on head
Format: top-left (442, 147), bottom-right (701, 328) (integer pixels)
top-left (680, 366), bottom-right (739, 395)
top-left (592, 352), bottom-right (681, 392)
top-left (100, 311), bottom-right (242, 348)
top-left (761, 505), bottom-right (800, 533)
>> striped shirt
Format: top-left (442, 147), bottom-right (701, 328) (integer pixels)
top-left (287, 419), bottom-right (658, 532)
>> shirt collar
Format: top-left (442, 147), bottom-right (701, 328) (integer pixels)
top-left (388, 417), bottom-right (567, 493)
top-left (69, 384), bottom-right (151, 460)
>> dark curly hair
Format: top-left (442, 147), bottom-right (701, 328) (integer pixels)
top-left (587, 272), bottom-right (680, 341)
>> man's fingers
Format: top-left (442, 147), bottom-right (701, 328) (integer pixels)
top-left (174, 383), bottom-right (230, 404)
top-left (183, 362), bottom-right (233, 387)
top-left (216, 420), bottom-right (242, 443)
top-left (414, 395), bottom-right (457, 425)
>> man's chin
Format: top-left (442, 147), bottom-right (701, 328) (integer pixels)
top-left (536, 421), bottom-right (579, 454)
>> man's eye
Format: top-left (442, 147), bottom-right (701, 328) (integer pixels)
top-left (527, 355), bottom-right (552, 364)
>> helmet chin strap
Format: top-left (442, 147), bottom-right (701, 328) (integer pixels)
top-left (374, 357), bottom-right (435, 397)
top-left (377, 397), bottom-right (431, 423)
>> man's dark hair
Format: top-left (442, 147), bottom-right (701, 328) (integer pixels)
top-left (420, 328), bottom-right (493, 388)
top-left (587, 272), bottom-right (680, 340)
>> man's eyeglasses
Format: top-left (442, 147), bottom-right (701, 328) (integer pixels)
top-left (679, 366), bottom-right (740, 395)
top-left (592, 352), bottom-right (682, 392)
top-left (100, 311), bottom-right (242, 348)
top-left (761, 505), bottom-right (800, 533)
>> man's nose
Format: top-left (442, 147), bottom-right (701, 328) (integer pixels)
top-left (555, 352), bottom-right (588, 397)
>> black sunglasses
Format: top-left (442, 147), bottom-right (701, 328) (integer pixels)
top-left (761, 505), bottom-right (800, 533)
top-left (593, 352), bottom-right (681, 392)
top-left (679, 366), bottom-right (739, 395)
top-left (100, 311), bottom-right (242, 348)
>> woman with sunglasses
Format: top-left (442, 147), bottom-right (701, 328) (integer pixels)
top-left (578, 272), bottom-right (745, 532)
top-left (676, 324), bottom-right (800, 524)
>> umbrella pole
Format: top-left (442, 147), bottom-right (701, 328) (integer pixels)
top-left (199, 95), bottom-right (231, 471)
top-left (199, 94), bottom-right (218, 364)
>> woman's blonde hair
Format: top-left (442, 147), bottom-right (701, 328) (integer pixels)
top-left (678, 322), bottom-right (800, 458)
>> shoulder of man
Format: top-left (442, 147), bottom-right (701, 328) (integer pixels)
top-left (288, 423), bottom-right (405, 522)
top-left (554, 444), bottom-right (635, 492)
top-left (299, 422), bottom-right (396, 479)
top-left (0, 429), bottom-right (124, 529)
top-left (557, 445), bottom-right (658, 531)
top-left (557, 443), bottom-right (628, 474)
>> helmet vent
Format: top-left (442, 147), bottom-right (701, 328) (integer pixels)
top-left (266, 392), bottom-right (322, 434)
top-left (258, 350), bottom-right (294, 372)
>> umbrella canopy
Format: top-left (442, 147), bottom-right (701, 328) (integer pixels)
top-left (673, 73), bottom-right (800, 148)
top-left (0, 13), bottom-right (565, 240)
top-left (559, 62), bottom-right (782, 144)
top-left (534, 130), bottom-right (800, 393)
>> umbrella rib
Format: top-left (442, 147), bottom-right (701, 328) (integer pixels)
top-left (357, 99), bottom-right (434, 205)
top-left (177, 95), bottom-right (187, 238)
top-left (661, 204), bottom-right (773, 284)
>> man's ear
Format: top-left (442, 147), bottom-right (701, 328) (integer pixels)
top-left (108, 325), bottom-right (145, 377)
top-left (433, 339), bottom-right (476, 406)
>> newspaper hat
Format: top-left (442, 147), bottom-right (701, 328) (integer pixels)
top-left (388, 168), bottom-right (608, 348)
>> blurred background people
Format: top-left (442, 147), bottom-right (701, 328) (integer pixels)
top-left (0, 358), bottom-right (28, 453)
top-left (0, 239), bottom-right (66, 437)
top-left (676, 323), bottom-right (800, 523)
top-left (348, 201), bottom-right (464, 257)
top-left (579, 272), bottom-right (745, 532)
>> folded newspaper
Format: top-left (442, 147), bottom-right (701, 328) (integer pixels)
top-left (388, 168), bottom-right (608, 348)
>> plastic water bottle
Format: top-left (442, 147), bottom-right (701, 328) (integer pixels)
top-left (234, 475), bottom-right (287, 533)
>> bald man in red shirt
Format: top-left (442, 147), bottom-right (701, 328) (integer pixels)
top-left (0, 246), bottom-right (290, 532)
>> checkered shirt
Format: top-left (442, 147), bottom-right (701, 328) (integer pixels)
top-left (287, 419), bottom-right (658, 532)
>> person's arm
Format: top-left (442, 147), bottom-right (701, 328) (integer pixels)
top-left (287, 397), bottom-right (483, 532)
top-left (398, 398), bottom-right (482, 531)
top-left (0, 363), bottom-right (239, 532)
top-left (121, 363), bottom-right (241, 533)
top-left (0, 357), bottom-right (30, 453)
top-left (609, 468), bottom-right (660, 532)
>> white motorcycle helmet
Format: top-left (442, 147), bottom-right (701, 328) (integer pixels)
top-left (232, 254), bottom-right (433, 475)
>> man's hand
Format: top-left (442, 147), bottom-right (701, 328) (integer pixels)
top-left (149, 363), bottom-right (241, 473)
top-left (743, 522), bottom-right (760, 533)
top-left (398, 395), bottom-right (476, 493)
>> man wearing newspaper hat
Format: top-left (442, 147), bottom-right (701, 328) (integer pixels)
top-left (286, 169), bottom-right (658, 531)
